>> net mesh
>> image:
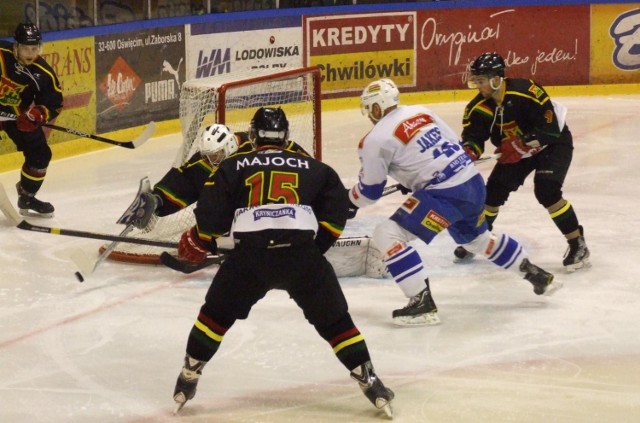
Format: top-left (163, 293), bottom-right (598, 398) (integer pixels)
top-left (106, 67), bottom-right (321, 263)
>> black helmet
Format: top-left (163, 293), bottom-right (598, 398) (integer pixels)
top-left (470, 52), bottom-right (505, 78)
top-left (14, 23), bottom-right (42, 45)
top-left (249, 107), bottom-right (289, 147)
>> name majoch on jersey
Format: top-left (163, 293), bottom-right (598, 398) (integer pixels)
top-left (0, 75), bottom-right (25, 107)
top-left (236, 155), bottom-right (310, 170)
top-left (394, 113), bottom-right (434, 144)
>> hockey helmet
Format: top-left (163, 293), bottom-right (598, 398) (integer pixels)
top-left (198, 124), bottom-right (238, 166)
top-left (468, 52), bottom-right (506, 89)
top-left (360, 79), bottom-right (400, 119)
top-left (249, 107), bottom-right (289, 147)
top-left (14, 23), bottom-right (42, 45)
top-left (469, 52), bottom-right (506, 78)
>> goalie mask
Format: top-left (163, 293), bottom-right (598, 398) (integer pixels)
top-left (360, 79), bottom-right (400, 122)
top-left (249, 107), bottom-right (289, 148)
top-left (198, 124), bottom-right (238, 166)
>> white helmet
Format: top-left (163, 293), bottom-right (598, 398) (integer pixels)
top-left (198, 124), bottom-right (238, 165)
top-left (360, 79), bottom-right (400, 120)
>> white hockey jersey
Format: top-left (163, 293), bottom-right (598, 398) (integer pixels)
top-left (350, 105), bottom-right (479, 208)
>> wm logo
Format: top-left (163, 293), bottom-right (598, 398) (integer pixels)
top-left (196, 48), bottom-right (231, 78)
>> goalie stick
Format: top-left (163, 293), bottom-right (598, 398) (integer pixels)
top-left (69, 177), bottom-right (152, 281)
top-left (0, 110), bottom-right (156, 149)
top-left (17, 220), bottom-right (178, 249)
top-left (0, 183), bottom-right (21, 225)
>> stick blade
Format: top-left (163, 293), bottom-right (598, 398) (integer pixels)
top-left (132, 121), bottom-right (157, 148)
top-left (70, 249), bottom-right (98, 278)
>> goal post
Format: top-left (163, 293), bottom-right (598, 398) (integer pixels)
top-left (104, 66), bottom-right (323, 265)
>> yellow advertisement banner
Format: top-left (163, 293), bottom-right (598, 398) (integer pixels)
top-left (41, 37), bottom-right (96, 146)
top-left (591, 4), bottom-right (640, 83)
top-left (310, 50), bottom-right (414, 93)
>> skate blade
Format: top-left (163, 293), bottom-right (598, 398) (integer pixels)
top-left (173, 393), bottom-right (187, 414)
top-left (565, 257), bottom-right (591, 273)
top-left (19, 208), bottom-right (54, 218)
top-left (542, 281), bottom-right (563, 296)
top-left (392, 313), bottom-right (441, 327)
top-left (453, 255), bottom-right (475, 264)
top-left (379, 402), bottom-right (393, 419)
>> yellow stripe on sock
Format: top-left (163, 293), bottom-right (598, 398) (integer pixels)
top-left (332, 334), bottom-right (365, 354)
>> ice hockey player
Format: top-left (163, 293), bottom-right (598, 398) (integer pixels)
top-left (128, 123), bottom-right (311, 231)
top-left (455, 52), bottom-right (590, 273)
top-left (454, 53), bottom-right (591, 272)
top-left (0, 23), bottom-right (64, 217)
top-left (171, 107), bottom-right (395, 417)
top-left (347, 78), bottom-right (561, 326)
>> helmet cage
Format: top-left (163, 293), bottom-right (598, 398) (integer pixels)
top-left (198, 124), bottom-right (238, 166)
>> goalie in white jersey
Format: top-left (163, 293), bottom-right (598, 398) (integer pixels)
top-left (348, 79), bottom-right (562, 326)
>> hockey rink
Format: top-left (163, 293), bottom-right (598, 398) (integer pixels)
top-left (1, 95), bottom-right (639, 422)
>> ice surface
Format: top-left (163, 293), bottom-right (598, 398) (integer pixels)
top-left (1, 95), bottom-right (639, 422)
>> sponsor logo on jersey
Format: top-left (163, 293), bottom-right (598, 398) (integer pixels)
top-left (422, 210), bottom-right (449, 233)
top-left (394, 113), bottom-right (434, 144)
top-left (527, 83), bottom-right (544, 98)
top-left (253, 207), bottom-right (296, 221)
top-left (400, 196), bottom-right (419, 212)
top-left (0, 75), bottom-right (25, 107)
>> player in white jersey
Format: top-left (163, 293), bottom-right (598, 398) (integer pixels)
top-left (347, 79), bottom-right (562, 326)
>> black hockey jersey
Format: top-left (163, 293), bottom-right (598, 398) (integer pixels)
top-left (0, 40), bottom-right (63, 120)
top-left (194, 145), bottom-right (348, 254)
top-left (461, 78), bottom-right (570, 158)
top-left (153, 136), bottom-right (312, 216)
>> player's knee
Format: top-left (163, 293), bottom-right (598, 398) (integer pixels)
top-left (373, 220), bottom-right (410, 258)
top-left (534, 180), bottom-right (562, 207)
top-left (485, 181), bottom-right (511, 207)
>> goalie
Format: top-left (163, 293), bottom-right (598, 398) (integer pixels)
top-left (122, 116), bottom-right (387, 278)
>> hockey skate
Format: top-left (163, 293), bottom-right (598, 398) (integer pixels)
top-left (350, 361), bottom-right (394, 418)
top-left (563, 226), bottom-right (591, 272)
top-left (392, 281), bottom-right (440, 326)
top-left (453, 246), bottom-right (475, 263)
top-left (520, 258), bottom-right (562, 296)
top-left (16, 183), bottom-right (54, 218)
top-left (173, 354), bottom-right (206, 414)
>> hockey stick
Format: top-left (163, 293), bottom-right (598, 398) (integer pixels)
top-left (160, 251), bottom-right (227, 274)
top-left (0, 111), bottom-right (156, 149)
top-left (70, 177), bottom-right (154, 281)
top-left (17, 220), bottom-right (178, 249)
top-left (476, 153), bottom-right (501, 163)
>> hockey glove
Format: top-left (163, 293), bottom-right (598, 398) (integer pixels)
top-left (132, 192), bottom-right (162, 230)
top-left (497, 135), bottom-right (533, 164)
top-left (178, 227), bottom-right (209, 264)
top-left (397, 184), bottom-right (411, 195)
top-left (463, 145), bottom-right (479, 161)
top-left (16, 106), bottom-right (47, 132)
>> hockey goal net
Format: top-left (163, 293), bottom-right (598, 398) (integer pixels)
top-left (105, 66), bottom-right (322, 264)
